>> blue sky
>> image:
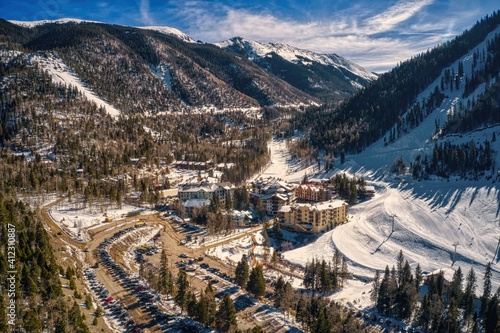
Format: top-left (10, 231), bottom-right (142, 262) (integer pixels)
top-left (1, 0), bottom-right (498, 72)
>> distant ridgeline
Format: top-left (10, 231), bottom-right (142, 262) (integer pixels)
top-left (302, 11), bottom-right (500, 155)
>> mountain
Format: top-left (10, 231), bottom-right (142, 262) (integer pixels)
top-left (137, 25), bottom-right (197, 43)
top-left (304, 11), bottom-right (500, 162)
top-left (215, 37), bottom-right (377, 102)
top-left (9, 19), bottom-right (199, 44)
top-left (0, 19), bottom-right (318, 114)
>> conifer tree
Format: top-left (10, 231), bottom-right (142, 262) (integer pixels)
top-left (463, 267), bottom-right (477, 319)
top-left (247, 264), bottom-right (266, 298)
top-left (480, 261), bottom-right (492, 318)
top-left (215, 293), bottom-right (238, 333)
top-left (175, 270), bottom-right (190, 314)
top-left (199, 284), bottom-right (217, 326)
top-left (484, 292), bottom-right (498, 333)
top-left (158, 249), bottom-right (174, 295)
top-left (235, 254), bottom-right (250, 288)
top-left (377, 266), bottom-right (391, 316)
top-left (371, 270), bottom-right (380, 303)
top-left (450, 266), bottom-right (463, 304)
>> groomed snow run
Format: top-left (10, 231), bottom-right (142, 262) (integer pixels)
top-left (27, 51), bottom-right (121, 117)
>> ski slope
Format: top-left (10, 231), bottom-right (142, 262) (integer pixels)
top-left (27, 52), bottom-right (121, 117)
top-left (275, 27), bottom-right (500, 304)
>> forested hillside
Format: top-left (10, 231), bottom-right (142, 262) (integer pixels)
top-left (0, 19), bottom-right (319, 112)
top-left (217, 37), bottom-right (377, 103)
top-left (0, 193), bottom-right (90, 332)
top-left (303, 11), bottom-right (500, 156)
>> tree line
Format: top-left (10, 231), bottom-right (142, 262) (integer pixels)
top-left (371, 250), bottom-right (499, 332)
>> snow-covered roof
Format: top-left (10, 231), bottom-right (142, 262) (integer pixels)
top-left (183, 198), bottom-right (210, 208)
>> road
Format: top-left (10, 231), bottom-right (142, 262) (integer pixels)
top-left (43, 202), bottom-right (293, 332)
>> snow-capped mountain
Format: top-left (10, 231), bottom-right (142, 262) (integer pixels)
top-left (138, 26), bottom-right (197, 43)
top-left (8, 19), bottom-right (198, 44)
top-left (216, 37), bottom-right (377, 102)
top-left (8, 18), bottom-right (102, 27)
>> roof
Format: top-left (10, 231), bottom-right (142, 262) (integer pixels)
top-left (285, 200), bottom-right (347, 211)
top-left (183, 198), bottom-right (210, 208)
top-left (279, 205), bottom-right (292, 213)
top-left (179, 183), bottom-right (219, 193)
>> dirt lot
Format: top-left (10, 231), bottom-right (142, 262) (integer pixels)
top-left (47, 208), bottom-right (287, 332)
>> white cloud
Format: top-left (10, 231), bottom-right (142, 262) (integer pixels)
top-left (365, 0), bottom-right (433, 34)
top-left (140, 0), bottom-right (154, 25)
top-left (170, 0), bottom-right (481, 72)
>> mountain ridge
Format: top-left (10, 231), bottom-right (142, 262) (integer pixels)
top-left (215, 36), bottom-right (377, 102)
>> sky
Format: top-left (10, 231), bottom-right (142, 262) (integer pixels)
top-left (1, 0), bottom-right (498, 72)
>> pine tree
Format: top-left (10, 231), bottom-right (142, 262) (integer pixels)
top-left (445, 298), bottom-right (460, 333)
top-left (186, 290), bottom-right (198, 318)
top-left (377, 266), bottom-right (391, 316)
top-left (215, 293), bottom-right (238, 333)
top-left (484, 292), bottom-right (498, 333)
top-left (175, 270), bottom-right (190, 314)
top-left (320, 260), bottom-right (332, 293)
top-left (314, 307), bottom-right (333, 333)
top-left (158, 249), bottom-right (173, 295)
top-left (450, 266), bottom-right (463, 304)
top-left (480, 261), bottom-right (492, 318)
top-left (371, 270), bottom-right (381, 303)
top-left (396, 250), bottom-right (405, 284)
top-left (235, 254), bottom-right (250, 288)
top-left (274, 221), bottom-right (283, 242)
top-left (200, 283), bottom-right (217, 326)
top-left (463, 267), bottom-right (477, 319)
top-left (247, 264), bottom-right (266, 298)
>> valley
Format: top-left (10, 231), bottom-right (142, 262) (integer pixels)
top-left (0, 9), bottom-right (500, 333)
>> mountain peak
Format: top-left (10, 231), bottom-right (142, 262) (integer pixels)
top-left (215, 37), bottom-right (377, 102)
top-left (137, 26), bottom-right (196, 43)
top-left (8, 18), bottom-right (102, 27)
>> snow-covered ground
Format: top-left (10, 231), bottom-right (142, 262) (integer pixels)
top-left (49, 198), bottom-right (153, 241)
top-left (250, 138), bottom-right (336, 183)
top-left (263, 27), bottom-right (500, 309)
top-left (27, 51), bottom-right (121, 117)
top-left (205, 229), bottom-right (274, 267)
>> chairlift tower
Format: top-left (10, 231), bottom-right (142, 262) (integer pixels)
top-left (452, 241), bottom-right (459, 266)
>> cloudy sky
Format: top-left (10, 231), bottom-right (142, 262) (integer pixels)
top-left (2, 0), bottom-right (498, 72)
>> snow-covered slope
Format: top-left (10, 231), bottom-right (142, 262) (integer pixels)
top-left (26, 51), bottom-right (121, 117)
top-left (8, 19), bottom-right (197, 44)
top-left (138, 26), bottom-right (196, 43)
top-left (215, 37), bottom-right (377, 82)
top-left (9, 18), bottom-right (102, 28)
top-left (273, 26), bottom-right (500, 303)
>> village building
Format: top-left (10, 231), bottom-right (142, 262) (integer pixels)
top-left (278, 199), bottom-right (348, 233)
top-left (294, 183), bottom-right (327, 202)
top-left (223, 210), bottom-right (254, 227)
top-left (249, 177), bottom-right (296, 216)
top-left (178, 181), bottom-right (235, 211)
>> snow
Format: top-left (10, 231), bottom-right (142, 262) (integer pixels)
top-left (27, 51), bottom-right (121, 117)
top-left (215, 37), bottom-right (377, 82)
top-left (255, 26), bottom-right (500, 309)
top-left (138, 26), bottom-right (197, 43)
top-left (150, 63), bottom-right (172, 90)
top-left (250, 137), bottom-right (336, 183)
top-left (49, 197), bottom-right (153, 241)
top-left (8, 18), bottom-right (102, 28)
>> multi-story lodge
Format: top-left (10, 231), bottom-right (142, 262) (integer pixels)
top-left (249, 177), bottom-right (296, 216)
top-left (278, 200), bottom-right (348, 233)
top-left (294, 183), bottom-right (325, 202)
top-left (178, 182), bottom-right (235, 211)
